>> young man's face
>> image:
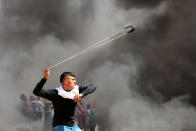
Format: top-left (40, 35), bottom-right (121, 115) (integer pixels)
top-left (62, 76), bottom-right (76, 91)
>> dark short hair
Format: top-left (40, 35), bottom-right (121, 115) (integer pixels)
top-left (60, 72), bottom-right (75, 83)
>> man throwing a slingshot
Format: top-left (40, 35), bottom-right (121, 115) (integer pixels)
top-left (33, 69), bottom-right (97, 131)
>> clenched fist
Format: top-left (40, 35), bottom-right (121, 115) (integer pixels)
top-left (44, 69), bottom-right (50, 80)
top-left (74, 94), bottom-right (83, 103)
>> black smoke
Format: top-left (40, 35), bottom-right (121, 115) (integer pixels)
top-left (116, 0), bottom-right (167, 9)
top-left (110, 0), bottom-right (196, 104)
top-left (0, 0), bottom-right (95, 47)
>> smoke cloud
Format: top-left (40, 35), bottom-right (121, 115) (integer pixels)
top-left (0, 0), bottom-right (196, 130)
top-left (116, 0), bottom-right (167, 9)
top-left (86, 54), bottom-right (196, 131)
top-left (112, 0), bottom-right (196, 104)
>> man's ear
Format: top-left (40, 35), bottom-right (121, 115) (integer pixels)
top-left (63, 79), bottom-right (68, 85)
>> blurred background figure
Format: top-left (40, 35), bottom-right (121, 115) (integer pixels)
top-left (43, 99), bottom-right (53, 131)
top-left (75, 98), bottom-right (90, 131)
top-left (32, 96), bottom-right (44, 121)
top-left (18, 94), bottom-right (28, 118)
top-left (88, 99), bottom-right (96, 131)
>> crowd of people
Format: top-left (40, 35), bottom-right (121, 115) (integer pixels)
top-left (18, 94), bottom-right (53, 130)
top-left (18, 94), bottom-right (98, 131)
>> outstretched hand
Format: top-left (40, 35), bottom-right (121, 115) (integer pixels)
top-left (74, 94), bottom-right (83, 103)
top-left (44, 69), bottom-right (50, 80)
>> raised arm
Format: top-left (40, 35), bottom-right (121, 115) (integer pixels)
top-left (33, 69), bottom-right (56, 101)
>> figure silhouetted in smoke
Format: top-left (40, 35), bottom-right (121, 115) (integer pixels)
top-left (19, 94), bottom-right (28, 118)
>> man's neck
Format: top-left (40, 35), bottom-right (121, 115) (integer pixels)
top-left (62, 86), bottom-right (71, 92)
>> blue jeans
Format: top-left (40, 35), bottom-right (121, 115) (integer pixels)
top-left (53, 125), bottom-right (81, 131)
